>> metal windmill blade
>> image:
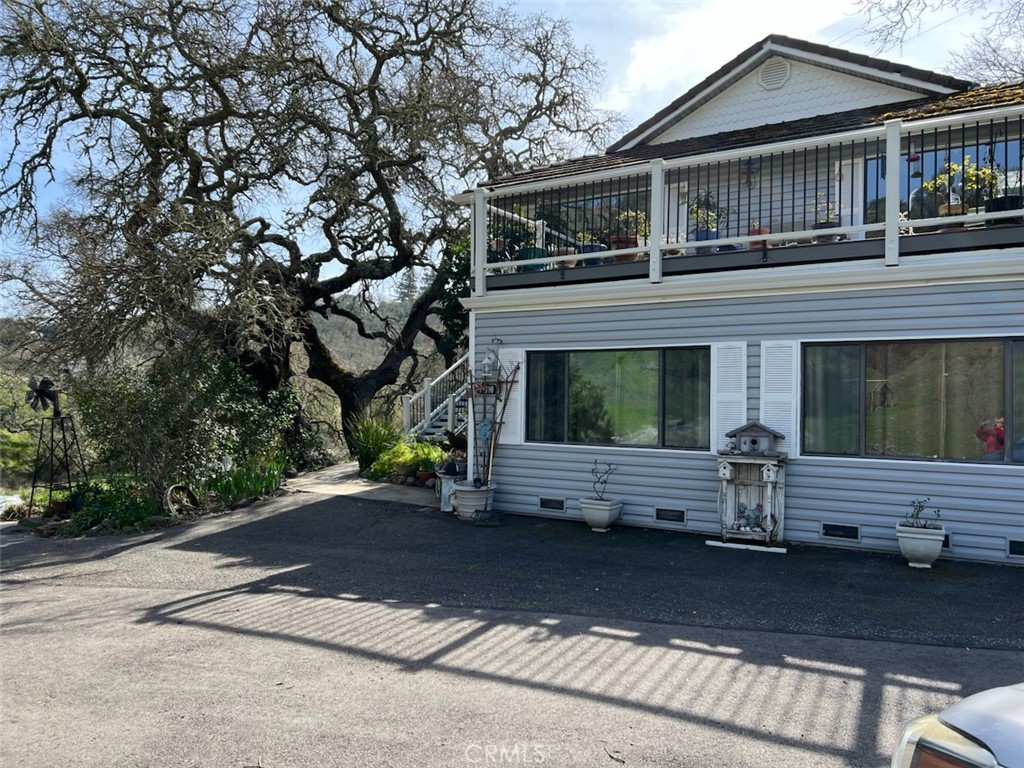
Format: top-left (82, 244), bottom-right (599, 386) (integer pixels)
top-left (25, 376), bottom-right (60, 415)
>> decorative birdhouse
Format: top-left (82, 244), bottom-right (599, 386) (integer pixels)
top-left (725, 421), bottom-right (784, 455)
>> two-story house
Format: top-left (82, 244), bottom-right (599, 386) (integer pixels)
top-left (444, 35), bottom-right (1023, 563)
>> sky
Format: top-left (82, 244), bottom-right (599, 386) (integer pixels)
top-left (517, 0), bottom-right (986, 133)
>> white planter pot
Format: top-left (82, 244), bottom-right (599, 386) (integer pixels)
top-left (895, 523), bottom-right (945, 568)
top-left (579, 497), bottom-right (623, 532)
top-left (453, 482), bottom-right (495, 521)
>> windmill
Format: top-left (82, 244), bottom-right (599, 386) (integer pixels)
top-left (25, 376), bottom-right (88, 513)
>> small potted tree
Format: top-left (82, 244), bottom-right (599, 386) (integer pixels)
top-left (578, 460), bottom-right (622, 532)
top-left (895, 497), bottom-right (945, 568)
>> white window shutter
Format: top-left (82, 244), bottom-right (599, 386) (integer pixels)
top-left (760, 341), bottom-right (798, 454)
top-left (497, 347), bottom-right (524, 445)
top-left (711, 342), bottom-right (747, 452)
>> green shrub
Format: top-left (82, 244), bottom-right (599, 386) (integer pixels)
top-left (64, 477), bottom-right (163, 535)
top-left (199, 455), bottom-right (286, 507)
top-left (367, 440), bottom-right (444, 480)
top-left (348, 413), bottom-right (404, 471)
top-left (73, 349), bottom-right (303, 491)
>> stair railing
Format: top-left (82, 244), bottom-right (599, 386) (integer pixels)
top-left (402, 352), bottom-right (470, 436)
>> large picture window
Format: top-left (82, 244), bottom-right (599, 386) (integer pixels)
top-left (803, 339), bottom-right (1021, 463)
top-left (526, 347), bottom-right (710, 449)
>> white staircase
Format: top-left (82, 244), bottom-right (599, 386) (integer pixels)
top-left (402, 353), bottom-right (470, 442)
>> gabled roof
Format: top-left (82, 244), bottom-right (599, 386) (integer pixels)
top-left (608, 34), bottom-right (975, 152)
top-left (483, 81), bottom-right (1023, 190)
top-left (726, 421), bottom-right (786, 439)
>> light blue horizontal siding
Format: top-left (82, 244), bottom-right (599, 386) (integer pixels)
top-left (477, 278), bottom-right (1024, 564)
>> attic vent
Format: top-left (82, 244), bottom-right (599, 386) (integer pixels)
top-left (758, 58), bottom-right (791, 91)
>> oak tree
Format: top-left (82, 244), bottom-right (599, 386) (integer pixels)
top-left (0, 0), bottom-right (620, 445)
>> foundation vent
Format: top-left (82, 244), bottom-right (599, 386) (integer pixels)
top-left (1008, 540), bottom-right (1024, 557)
top-left (538, 497), bottom-right (565, 512)
top-left (821, 522), bottom-right (859, 541)
top-left (656, 508), bottom-right (686, 524)
top-left (758, 58), bottom-right (791, 91)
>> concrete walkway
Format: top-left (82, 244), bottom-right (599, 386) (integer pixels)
top-left (285, 462), bottom-right (439, 506)
top-left (1, 464), bottom-right (1021, 767)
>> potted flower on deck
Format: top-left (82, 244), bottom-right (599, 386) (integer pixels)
top-left (895, 497), bottom-right (945, 568)
top-left (578, 460), bottom-right (622, 532)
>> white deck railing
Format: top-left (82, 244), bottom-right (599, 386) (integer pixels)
top-left (468, 105), bottom-right (1024, 294)
top-left (402, 352), bottom-right (470, 436)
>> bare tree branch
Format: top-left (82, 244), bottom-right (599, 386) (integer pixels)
top-left (854, 0), bottom-right (1024, 82)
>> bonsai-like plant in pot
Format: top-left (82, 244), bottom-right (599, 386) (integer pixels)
top-left (578, 460), bottom-right (622, 532)
top-left (895, 497), bottom-right (945, 568)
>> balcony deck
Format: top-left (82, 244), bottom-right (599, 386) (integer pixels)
top-left (468, 104), bottom-right (1024, 296)
top-left (485, 223), bottom-right (1024, 290)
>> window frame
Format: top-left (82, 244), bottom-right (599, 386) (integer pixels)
top-left (525, 345), bottom-right (712, 450)
top-left (801, 337), bottom-right (1021, 464)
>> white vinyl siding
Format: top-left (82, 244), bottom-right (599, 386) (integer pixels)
top-left (472, 279), bottom-right (1024, 564)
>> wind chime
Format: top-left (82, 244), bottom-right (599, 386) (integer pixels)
top-left (25, 376), bottom-right (88, 512)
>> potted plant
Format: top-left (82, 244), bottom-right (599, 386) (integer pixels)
top-left (578, 460), bottom-right (623, 532)
top-left (924, 156), bottom-right (1000, 216)
top-left (747, 219), bottom-right (771, 251)
top-left (415, 456), bottom-right (436, 482)
top-left (577, 231), bottom-right (609, 266)
top-left (607, 208), bottom-right (649, 262)
top-left (687, 190), bottom-right (725, 253)
top-left (895, 497), bottom-right (945, 568)
top-left (452, 351), bottom-right (521, 522)
top-left (811, 193), bottom-right (841, 241)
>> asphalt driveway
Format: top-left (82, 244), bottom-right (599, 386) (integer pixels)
top-left (1, 464), bottom-right (1022, 767)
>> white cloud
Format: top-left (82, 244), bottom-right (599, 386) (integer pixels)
top-left (597, 0), bottom-right (863, 118)
top-left (533, 0), bottom-right (991, 130)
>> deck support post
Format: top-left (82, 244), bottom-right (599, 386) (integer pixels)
top-left (649, 159), bottom-right (664, 283)
top-left (473, 188), bottom-right (487, 296)
top-left (884, 119), bottom-right (902, 266)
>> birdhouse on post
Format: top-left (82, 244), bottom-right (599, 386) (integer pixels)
top-left (725, 420), bottom-right (784, 456)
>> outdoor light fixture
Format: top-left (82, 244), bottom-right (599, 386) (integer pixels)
top-left (481, 351), bottom-right (495, 378)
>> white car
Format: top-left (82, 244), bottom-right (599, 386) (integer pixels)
top-left (892, 682), bottom-right (1024, 768)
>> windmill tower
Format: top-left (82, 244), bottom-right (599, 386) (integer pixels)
top-left (25, 376), bottom-right (88, 511)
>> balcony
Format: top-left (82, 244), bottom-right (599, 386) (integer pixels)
top-left (468, 107), bottom-right (1023, 295)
